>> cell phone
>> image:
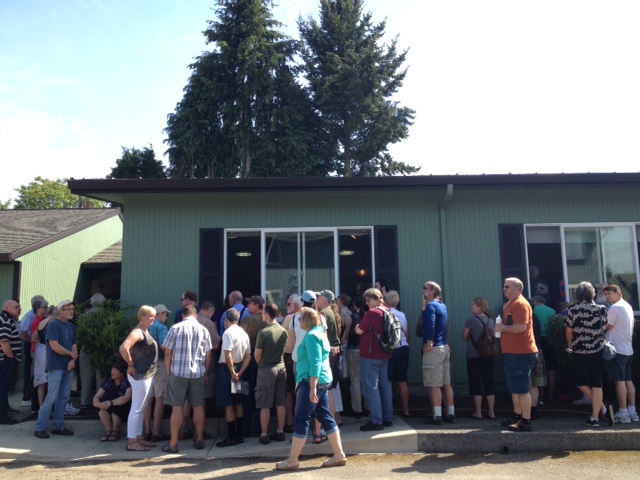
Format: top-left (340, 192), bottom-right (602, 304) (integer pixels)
top-left (506, 314), bottom-right (514, 325)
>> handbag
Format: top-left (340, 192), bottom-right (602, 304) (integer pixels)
top-left (599, 311), bottom-right (616, 360)
top-left (470, 316), bottom-right (500, 357)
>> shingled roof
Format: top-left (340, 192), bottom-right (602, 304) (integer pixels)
top-left (0, 209), bottom-right (121, 262)
top-left (82, 239), bottom-right (122, 267)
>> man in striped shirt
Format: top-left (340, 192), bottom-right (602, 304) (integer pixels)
top-left (162, 305), bottom-right (212, 453)
top-left (1, 300), bottom-right (22, 424)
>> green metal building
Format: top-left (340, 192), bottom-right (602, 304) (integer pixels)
top-left (0, 209), bottom-right (123, 308)
top-left (70, 174), bottom-right (640, 387)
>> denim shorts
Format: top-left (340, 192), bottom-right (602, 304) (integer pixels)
top-left (606, 353), bottom-right (633, 382)
top-left (504, 353), bottom-right (537, 394)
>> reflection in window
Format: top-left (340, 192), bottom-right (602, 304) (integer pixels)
top-left (565, 226), bottom-right (638, 309)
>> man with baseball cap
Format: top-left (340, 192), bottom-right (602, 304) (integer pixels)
top-left (34, 300), bottom-right (78, 438)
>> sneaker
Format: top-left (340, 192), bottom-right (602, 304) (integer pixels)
top-left (614, 412), bottom-right (631, 424)
top-left (64, 403), bottom-right (80, 416)
top-left (500, 415), bottom-right (521, 428)
top-left (629, 412), bottom-right (640, 422)
top-left (573, 395), bottom-right (592, 406)
top-left (51, 427), bottom-right (74, 436)
top-left (161, 443), bottom-right (179, 453)
top-left (34, 430), bottom-right (50, 439)
top-left (0, 417), bottom-right (17, 425)
top-left (584, 418), bottom-right (600, 427)
top-left (360, 421), bottom-right (384, 431)
top-left (506, 420), bottom-right (532, 432)
top-left (21, 400), bottom-right (31, 407)
top-left (259, 434), bottom-right (270, 445)
top-left (444, 414), bottom-right (457, 424)
top-left (269, 431), bottom-right (286, 442)
top-left (216, 437), bottom-right (240, 447)
top-left (382, 421), bottom-right (393, 427)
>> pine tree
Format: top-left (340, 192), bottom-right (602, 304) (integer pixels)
top-left (297, 0), bottom-right (418, 176)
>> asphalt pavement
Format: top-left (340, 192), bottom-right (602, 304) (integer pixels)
top-left (2, 386), bottom-right (639, 463)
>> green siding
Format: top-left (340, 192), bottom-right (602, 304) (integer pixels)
top-left (0, 263), bottom-right (16, 301)
top-left (18, 215), bottom-right (122, 308)
top-left (118, 185), bottom-right (640, 387)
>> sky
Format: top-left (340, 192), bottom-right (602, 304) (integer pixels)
top-left (1, 0), bottom-right (639, 205)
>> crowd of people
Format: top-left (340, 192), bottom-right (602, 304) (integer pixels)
top-left (0, 276), bottom-right (637, 465)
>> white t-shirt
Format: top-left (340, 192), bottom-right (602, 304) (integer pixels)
top-left (219, 324), bottom-right (250, 364)
top-left (290, 312), bottom-right (327, 362)
top-left (606, 298), bottom-right (635, 356)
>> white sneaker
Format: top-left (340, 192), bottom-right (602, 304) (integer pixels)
top-left (629, 412), bottom-right (640, 422)
top-left (614, 412), bottom-right (631, 424)
top-left (64, 403), bottom-right (80, 416)
top-left (573, 395), bottom-right (592, 406)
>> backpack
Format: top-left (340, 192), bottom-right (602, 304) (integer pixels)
top-left (373, 307), bottom-right (402, 354)
top-left (470, 315), bottom-right (499, 357)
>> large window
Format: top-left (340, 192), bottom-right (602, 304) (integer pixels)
top-left (225, 227), bottom-right (373, 314)
top-left (525, 223), bottom-right (640, 310)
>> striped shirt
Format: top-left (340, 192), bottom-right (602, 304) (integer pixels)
top-left (0, 310), bottom-right (22, 362)
top-left (163, 316), bottom-right (211, 378)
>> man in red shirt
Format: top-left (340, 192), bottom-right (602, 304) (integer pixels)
top-left (355, 288), bottom-right (393, 431)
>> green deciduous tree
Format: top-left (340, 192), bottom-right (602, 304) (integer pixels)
top-left (298, 0), bottom-right (418, 176)
top-left (107, 146), bottom-right (167, 179)
top-left (0, 199), bottom-right (10, 210)
top-left (165, 0), bottom-right (328, 178)
top-left (13, 177), bottom-right (106, 209)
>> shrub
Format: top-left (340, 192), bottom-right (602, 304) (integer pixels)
top-left (76, 299), bottom-right (138, 377)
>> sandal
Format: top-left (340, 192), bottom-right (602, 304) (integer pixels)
top-left (126, 441), bottom-right (150, 452)
top-left (313, 434), bottom-right (328, 445)
top-left (108, 431), bottom-right (120, 441)
top-left (100, 431), bottom-right (111, 442)
top-left (321, 456), bottom-right (347, 468)
top-left (138, 438), bottom-right (156, 448)
top-left (275, 459), bottom-right (300, 471)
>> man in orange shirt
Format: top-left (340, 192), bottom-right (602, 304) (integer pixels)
top-left (494, 277), bottom-right (538, 432)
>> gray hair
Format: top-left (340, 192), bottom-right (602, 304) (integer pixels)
top-left (575, 282), bottom-right (596, 303)
top-left (90, 293), bottom-right (106, 307)
top-left (288, 294), bottom-right (302, 309)
top-left (33, 298), bottom-right (49, 310)
top-left (225, 308), bottom-right (240, 324)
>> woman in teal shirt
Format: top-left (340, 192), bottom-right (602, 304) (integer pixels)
top-left (275, 307), bottom-right (347, 471)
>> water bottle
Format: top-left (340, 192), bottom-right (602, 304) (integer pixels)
top-left (495, 315), bottom-right (502, 338)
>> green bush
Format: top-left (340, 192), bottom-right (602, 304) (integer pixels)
top-left (76, 300), bottom-right (138, 377)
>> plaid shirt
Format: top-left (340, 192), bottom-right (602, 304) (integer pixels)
top-left (163, 316), bottom-right (211, 378)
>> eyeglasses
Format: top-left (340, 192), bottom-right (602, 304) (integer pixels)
top-left (503, 285), bottom-right (511, 289)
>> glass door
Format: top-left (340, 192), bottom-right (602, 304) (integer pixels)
top-left (264, 230), bottom-right (335, 313)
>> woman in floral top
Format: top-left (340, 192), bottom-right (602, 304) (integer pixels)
top-left (564, 281), bottom-right (611, 427)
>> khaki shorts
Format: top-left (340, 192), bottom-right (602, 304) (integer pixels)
top-left (422, 345), bottom-right (451, 388)
top-left (149, 361), bottom-right (167, 398)
top-left (255, 365), bottom-right (286, 409)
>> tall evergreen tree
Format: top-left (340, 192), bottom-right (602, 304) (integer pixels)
top-left (107, 146), bottom-right (166, 179)
top-left (298, 0), bottom-right (418, 176)
top-left (165, 0), bottom-right (325, 178)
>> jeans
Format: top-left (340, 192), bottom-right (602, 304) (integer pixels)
top-left (293, 380), bottom-right (338, 439)
top-left (360, 357), bottom-right (393, 424)
top-left (36, 368), bottom-right (74, 431)
top-left (346, 349), bottom-right (363, 413)
top-left (0, 357), bottom-right (18, 420)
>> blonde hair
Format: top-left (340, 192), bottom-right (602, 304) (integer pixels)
top-left (138, 305), bottom-right (156, 321)
top-left (363, 288), bottom-right (383, 302)
top-left (299, 307), bottom-right (321, 330)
